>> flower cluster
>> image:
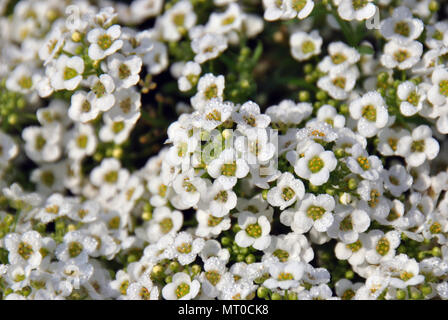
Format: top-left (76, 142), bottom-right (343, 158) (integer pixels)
top-left (0, 0), bottom-right (448, 301)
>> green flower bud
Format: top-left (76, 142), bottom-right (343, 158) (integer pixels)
top-left (262, 189), bottom-right (268, 200)
top-left (236, 254), bottom-right (245, 262)
top-left (169, 261), bottom-right (180, 272)
top-left (257, 286), bottom-right (269, 299)
top-left (245, 254), bottom-right (256, 264)
top-left (316, 90), bottom-right (327, 101)
top-left (271, 292), bottom-right (282, 300)
top-left (345, 270), bottom-right (354, 280)
top-left (396, 289), bottom-right (406, 300)
top-left (432, 246), bottom-right (441, 257)
top-left (221, 237), bottom-right (232, 247)
top-left (299, 90), bottom-right (310, 102)
top-left (429, 1), bottom-right (439, 12)
top-left (304, 64), bottom-right (313, 74)
top-left (348, 178), bottom-right (358, 190)
top-left (191, 264), bottom-right (201, 276)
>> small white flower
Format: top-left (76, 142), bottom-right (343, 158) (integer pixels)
top-left (380, 40), bottom-right (423, 70)
top-left (266, 172), bottom-right (305, 210)
top-left (338, 0), bottom-right (376, 21)
top-left (87, 74), bottom-right (116, 113)
top-left (191, 33), bottom-right (228, 64)
top-left (142, 41), bottom-right (169, 75)
top-left (106, 53), bottom-right (142, 89)
top-left (349, 91), bottom-right (388, 138)
top-left (0, 132), bottom-right (18, 165)
top-left (90, 158), bottom-right (130, 199)
top-left (166, 232), bottom-right (205, 265)
top-left (317, 66), bottom-right (359, 100)
top-left (178, 61), bottom-right (201, 92)
top-left (162, 272), bottom-right (200, 300)
top-left (328, 206), bottom-right (370, 243)
top-left (22, 125), bottom-right (61, 163)
top-left (397, 81), bottom-right (426, 116)
top-left (235, 211), bottom-right (271, 250)
top-left (263, 261), bottom-right (304, 290)
top-left (87, 25), bottom-right (123, 61)
top-left (293, 142), bottom-right (337, 186)
top-left (191, 74), bottom-right (225, 111)
top-left (288, 193), bottom-right (335, 234)
top-left (283, 0), bottom-right (314, 20)
top-left (397, 125), bottom-right (439, 167)
top-left (428, 67), bottom-right (448, 106)
top-left (68, 91), bottom-right (101, 123)
top-left (4, 231), bottom-right (42, 269)
top-left (365, 230), bottom-right (401, 264)
top-left (382, 164), bottom-right (413, 197)
top-left (346, 144), bottom-right (383, 180)
top-left (66, 124), bottom-right (97, 160)
top-left (318, 42), bottom-right (360, 74)
top-left (290, 30), bottom-right (322, 61)
top-left (380, 6), bottom-right (424, 42)
top-left (49, 55), bottom-right (84, 91)
top-left (207, 148), bottom-right (249, 189)
top-left (158, 0), bottom-right (197, 42)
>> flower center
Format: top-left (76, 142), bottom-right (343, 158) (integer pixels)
top-left (182, 178), bottom-right (197, 193)
top-left (97, 34), bottom-right (112, 50)
top-left (430, 222), bottom-right (442, 234)
top-left (222, 15), bottom-right (236, 25)
top-left (308, 156), bottom-right (324, 173)
top-left (206, 270), bottom-right (222, 286)
top-left (406, 91), bottom-right (420, 106)
top-left (205, 109), bottom-right (221, 121)
top-left (394, 49), bottom-right (410, 63)
top-left (301, 40), bottom-right (315, 54)
top-left (352, 0), bottom-right (368, 10)
top-left (361, 104), bottom-right (376, 121)
top-left (68, 241), bottom-right (83, 258)
top-left (394, 21), bottom-right (410, 37)
top-left (35, 135), bottom-right (46, 151)
top-left (45, 204), bottom-right (59, 214)
top-left (108, 216), bottom-right (120, 229)
top-left (439, 80), bottom-right (448, 97)
top-left (139, 287), bottom-right (151, 300)
top-left (207, 215), bottom-right (223, 227)
top-left (92, 81), bottom-right (106, 98)
top-left (375, 237), bottom-right (390, 256)
top-left (281, 186), bottom-right (296, 201)
top-left (18, 242), bottom-right (33, 260)
top-left (18, 75), bottom-right (33, 89)
top-left (214, 190), bottom-right (228, 202)
top-left (221, 162), bottom-right (237, 176)
top-left (277, 272), bottom-right (294, 281)
top-left (76, 135), bottom-right (88, 149)
top-left (340, 215), bottom-right (353, 231)
top-left (118, 63), bottom-right (131, 80)
top-left (400, 271), bottom-right (414, 281)
top-left (245, 223), bottom-right (262, 238)
top-left (306, 205), bottom-right (326, 220)
top-left (410, 140), bottom-right (425, 153)
top-left (172, 13), bottom-right (185, 27)
top-left (346, 240), bottom-right (362, 252)
top-left (175, 283), bottom-right (190, 299)
top-left (291, 0), bottom-right (307, 12)
top-left (120, 97), bottom-right (132, 113)
top-left (388, 137), bottom-right (398, 151)
top-left (342, 289), bottom-right (355, 300)
top-left (158, 184), bottom-right (167, 197)
top-left (386, 208), bottom-right (401, 222)
top-left (81, 100), bottom-right (91, 113)
top-left (332, 77), bottom-right (346, 89)
top-left (104, 170), bottom-right (118, 183)
top-left (357, 156), bottom-right (371, 171)
top-left (160, 217), bottom-right (173, 234)
top-left (331, 53), bottom-right (347, 65)
top-left (204, 84), bottom-right (218, 100)
top-left (63, 67), bottom-right (78, 81)
top-left (119, 280), bottom-right (129, 295)
top-left (273, 249), bottom-right (289, 262)
top-left (177, 242), bottom-right (192, 254)
top-left (41, 171), bottom-right (55, 187)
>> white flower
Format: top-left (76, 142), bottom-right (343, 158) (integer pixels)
top-left (87, 74), bottom-right (116, 113)
top-left (316, 104), bottom-right (346, 128)
top-left (318, 42), bottom-right (360, 74)
top-left (265, 100), bottom-right (313, 125)
top-left (99, 111), bottom-right (140, 145)
top-left (22, 125), bottom-right (61, 163)
top-left (283, 0), bottom-right (314, 20)
top-left (365, 230), bottom-right (401, 264)
top-left (382, 254), bottom-right (424, 289)
top-left (166, 232), bottom-right (205, 265)
top-left (382, 164), bottom-right (413, 197)
top-left (266, 172), bottom-right (305, 210)
top-left (178, 61), bottom-right (201, 92)
top-left (349, 91), bottom-right (388, 138)
top-left (235, 212), bottom-right (271, 250)
top-left (106, 53), bottom-right (142, 89)
top-left (199, 99), bottom-right (233, 131)
top-left (49, 55), bottom-right (84, 91)
top-left (4, 231), bottom-right (42, 269)
top-left (263, 233), bottom-right (314, 263)
top-left (68, 91), bottom-right (101, 123)
top-left (206, 3), bottom-right (243, 34)
top-left (346, 144), bottom-right (383, 180)
top-left (290, 30), bottom-right (322, 61)
top-left (328, 206), bottom-right (370, 243)
top-left (87, 25), bottom-right (123, 60)
top-left (288, 193), bottom-right (335, 234)
top-left (159, 0), bottom-right (196, 41)
top-left (334, 236), bottom-right (367, 266)
top-left (90, 158), bottom-right (130, 199)
top-left (171, 168), bottom-right (207, 209)
top-left (377, 127), bottom-right (410, 156)
top-left (142, 41), bottom-right (168, 75)
top-left (397, 81), bottom-right (426, 116)
top-left (0, 132), bottom-right (18, 165)
top-left (335, 279), bottom-right (363, 300)
top-left (207, 148), bottom-right (249, 189)
top-left (380, 40), bottom-right (423, 70)
top-left (397, 125), bottom-right (439, 167)
top-left (317, 66), bottom-right (359, 100)
top-left (380, 6), bottom-right (424, 42)
top-left (127, 280), bottom-right (159, 300)
top-left (293, 142), bottom-right (337, 186)
top-left (55, 230), bottom-right (97, 264)
top-left (196, 209), bottom-right (231, 237)
top-left (146, 207), bottom-right (183, 243)
top-left (162, 272), bottom-right (200, 300)
top-left (338, 0), bottom-right (376, 21)
top-left (199, 180), bottom-right (237, 218)
top-left (232, 101), bottom-right (271, 133)
top-left (191, 74), bottom-right (225, 111)
top-left (191, 33), bottom-right (228, 64)
top-left (428, 67), bottom-right (448, 106)
top-left (6, 64), bottom-right (39, 94)
top-left (262, 0), bottom-right (288, 21)
top-left (263, 261), bottom-right (304, 290)
top-left (66, 124), bottom-right (97, 160)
